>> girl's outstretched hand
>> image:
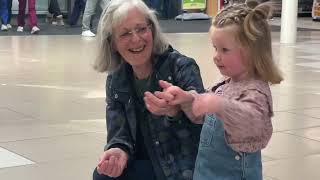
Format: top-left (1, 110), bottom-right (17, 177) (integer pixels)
top-left (144, 91), bottom-right (179, 117)
top-left (157, 80), bottom-right (194, 106)
top-left (144, 80), bottom-right (179, 117)
top-left (144, 80), bottom-right (197, 118)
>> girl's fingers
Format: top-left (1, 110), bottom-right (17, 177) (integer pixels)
top-left (159, 80), bottom-right (173, 89)
top-left (168, 97), bottom-right (185, 105)
top-left (154, 91), bottom-right (174, 101)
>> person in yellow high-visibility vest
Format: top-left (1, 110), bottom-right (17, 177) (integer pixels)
top-left (312, 0), bottom-right (320, 21)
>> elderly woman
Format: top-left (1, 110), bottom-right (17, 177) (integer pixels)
top-left (92, 0), bottom-right (204, 180)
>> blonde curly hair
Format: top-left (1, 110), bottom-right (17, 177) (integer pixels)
top-left (212, 2), bottom-right (283, 84)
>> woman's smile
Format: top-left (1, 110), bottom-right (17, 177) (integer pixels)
top-left (129, 45), bottom-right (146, 53)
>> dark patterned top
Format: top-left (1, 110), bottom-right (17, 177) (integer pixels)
top-left (104, 46), bottom-right (205, 180)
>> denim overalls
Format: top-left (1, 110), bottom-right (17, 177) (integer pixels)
top-left (193, 114), bottom-right (262, 180)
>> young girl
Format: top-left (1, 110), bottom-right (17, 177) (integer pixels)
top-left (144, 2), bottom-right (283, 180)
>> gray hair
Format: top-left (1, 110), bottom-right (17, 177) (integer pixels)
top-left (93, 0), bottom-right (169, 73)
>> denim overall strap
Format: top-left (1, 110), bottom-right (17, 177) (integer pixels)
top-left (193, 114), bottom-right (262, 180)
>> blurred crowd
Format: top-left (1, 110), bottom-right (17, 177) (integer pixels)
top-left (0, 0), bottom-right (182, 36)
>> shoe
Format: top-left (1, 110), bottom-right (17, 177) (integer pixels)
top-left (1, 24), bottom-right (8, 31)
top-left (17, 26), bottom-right (24, 32)
top-left (56, 15), bottom-right (64, 26)
top-left (6, 24), bottom-right (12, 29)
top-left (81, 30), bottom-right (95, 37)
top-left (52, 21), bottom-right (58, 25)
top-left (45, 13), bottom-right (53, 23)
top-left (31, 26), bottom-right (40, 34)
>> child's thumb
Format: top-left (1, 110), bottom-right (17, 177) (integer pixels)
top-left (159, 80), bottom-right (173, 89)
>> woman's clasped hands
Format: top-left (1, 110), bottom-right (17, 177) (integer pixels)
top-left (144, 80), bottom-right (212, 118)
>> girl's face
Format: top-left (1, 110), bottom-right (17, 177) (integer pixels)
top-left (112, 8), bottom-right (153, 69)
top-left (210, 26), bottom-right (249, 82)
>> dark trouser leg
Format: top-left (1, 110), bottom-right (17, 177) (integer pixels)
top-left (27, 0), bottom-right (38, 28)
top-left (68, 0), bottom-right (81, 25)
top-left (162, 0), bottom-right (169, 19)
top-left (149, 0), bottom-right (159, 10)
top-left (17, 0), bottom-right (26, 27)
top-left (92, 160), bottom-right (157, 180)
top-left (48, 0), bottom-right (61, 17)
top-left (7, 0), bottom-right (12, 23)
top-left (0, 0), bottom-right (9, 24)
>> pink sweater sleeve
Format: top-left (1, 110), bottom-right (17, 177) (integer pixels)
top-left (216, 83), bottom-right (273, 152)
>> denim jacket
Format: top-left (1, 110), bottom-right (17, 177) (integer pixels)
top-left (104, 46), bottom-right (204, 180)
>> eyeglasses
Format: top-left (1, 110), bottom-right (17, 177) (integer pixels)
top-left (116, 24), bottom-right (152, 42)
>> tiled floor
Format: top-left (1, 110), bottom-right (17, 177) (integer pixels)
top-left (1, 18), bottom-right (320, 180)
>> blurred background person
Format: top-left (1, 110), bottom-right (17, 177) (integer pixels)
top-left (68, 0), bottom-right (86, 26)
top-left (81, 0), bottom-right (109, 37)
top-left (46, 0), bottom-right (64, 26)
top-left (17, 0), bottom-right (40, 34)
top-left (7, 0), bottom-right (11, 28)
top-left (0, 0), bottom-right (9, 31)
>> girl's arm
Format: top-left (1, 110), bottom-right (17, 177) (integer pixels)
top-left (218, 90), bottom-right (272, 150)
top-left (194, 89), bottom-right (272, 152)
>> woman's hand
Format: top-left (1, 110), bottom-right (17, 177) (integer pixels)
top-left (97, 148), bottom-right (128, 178)
top-left (144, 80), bottom-right (180, 117)
top-left (144, 91), bottom-right (180, 117)
top-left (144, 80), bottom-right (195, 117)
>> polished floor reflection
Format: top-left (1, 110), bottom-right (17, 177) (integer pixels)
top-left (1, 21), bottom-right (320, 180)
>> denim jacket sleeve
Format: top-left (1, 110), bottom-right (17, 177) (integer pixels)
top-left (164, 51), bottom-right (205, 121)
top-left (104, 75), bottom-right (134, 156)
top-left (174, 57), bottom-right (204, 93)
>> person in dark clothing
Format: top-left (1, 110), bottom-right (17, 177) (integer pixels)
top-left (1, 0), bottom-right (12, 29)
top-left (92, 0), bottom-right (204, 180)
top-left (68, 0), bottom-right (86, 26)
top-left (7, 0), bottom-right (11, 26)
top-left (0, 0), bottom-right (9, 31)
top-left (161, 0), bottom-right (181, 19)
top-left (46, 0), bottom-right (64, 26)
top-left (145, 0), bottom-right (160, 11)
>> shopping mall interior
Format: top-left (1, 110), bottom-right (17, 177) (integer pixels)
top-left (0, 0), bottom-right (320, 180)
